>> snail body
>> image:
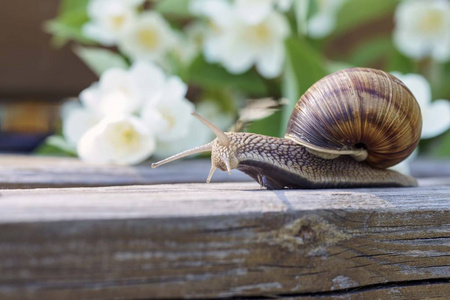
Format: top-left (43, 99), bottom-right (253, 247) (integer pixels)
top-left (152, 68), bottom-right (422, 189)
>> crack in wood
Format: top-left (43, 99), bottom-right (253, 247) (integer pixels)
top-left (121, 278), bottom-right (450, 300)
top-left (257, 215), bottom-right (350, 254)
top-left (197, 224), bottom-right (261, 234)
top-left (272, 278), bottom-right (450, 299)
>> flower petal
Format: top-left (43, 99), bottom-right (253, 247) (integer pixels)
top-left (82, 22), bottom-right (117, 46)
top-left (432, 34), bottom-right (450, 62)
top-left (98, 68), bottom-right (141, 114)
top-left (129, 61), bottom-right (167, 104)
top-left (256, 41), bottom-right (285, 78)
top-left (307, 13), bottom-right (335, 38)
top-left (422, 99), bottom-right (450, 139)
top-left (219, 33), bottom-right (255, 74)
top-left (142, 97), bottom-right (195, 142)
top-left (306, 0), bottom-right (345, 38)
top-left (79, 82), bottom-right (102, 113)
top-left (62, 102), bottom-right (100, 147)
top-left (276, 0), bottom-right (293, 11)
top-left (236, 0), bottom-right (273, 25)
top-left (190, 0), bottom-right (233, 28)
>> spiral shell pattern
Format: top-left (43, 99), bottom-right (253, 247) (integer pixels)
top-left (285, 68), bottom-right (422, 169)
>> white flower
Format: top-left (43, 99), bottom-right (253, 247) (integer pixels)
top-left (83, 0), bottom-right (144, 46)
top-left (235, 0), bottom-right (294, 25)
top-left (153, 101), bottom-right (234, 158)
top-left (117, 12), bottom-right (177, 63)
top-left (60, 60), bottom-right (197, 165)
top-left (192, 0), bottom-right (290, 78)
top-left (391, 72), bottom-right (450, 139)
top-left (61, 101), bottom-right (101, 147)
top-left (393, 0), bottom-right (450, 62)
top-left (78, 115), bottom-right (155, 165)
top-left (141, 76), bottom-right (194, 143)
top-left (306, 0), bottom-right (347, 38)
top-left (79, 61), bottom-right (166, 116)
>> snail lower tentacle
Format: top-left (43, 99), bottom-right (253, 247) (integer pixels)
top-left (213, 133), bottom-right (417, 189)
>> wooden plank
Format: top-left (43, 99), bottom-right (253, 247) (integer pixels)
top-left (0, 154), bottom-right (251, 189)
top-left (1, 154), bottom-right (450, 189)
top-left (0, 182), bottom-right (449, 299)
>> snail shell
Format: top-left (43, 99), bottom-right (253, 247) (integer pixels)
top-left (285, 67), bottom-right (422, 169)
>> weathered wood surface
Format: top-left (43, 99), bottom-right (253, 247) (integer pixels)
top-left (0, 182), bottom-right (449, 299)
top-left (0, 154), bottom-right (250, 189)
top-left (1, 154), bottom-right (450, 189)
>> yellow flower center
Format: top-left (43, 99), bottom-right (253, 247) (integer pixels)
top-left (108, 122), bottom-right (140, 149)
top-left (248, 23), bottom-right (271, 44)
top-left (419, 9), bottom-right (445, 34)
top-left (137, 28), bottom-right (159, 50)
top-left (110, 15), bottom-right (126, 30)
top-left (122, 128), bottom-right (139, 145)
top-left (161, 109), bottom-right (176, 130)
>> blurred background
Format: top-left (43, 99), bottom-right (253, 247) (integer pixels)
top-left (1, 0), bottom-right (449, 167)
top-left (0, 0), bottom-right (96, 152)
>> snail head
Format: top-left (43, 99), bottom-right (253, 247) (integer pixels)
top-left (151, 111), bottom-right (238, 183)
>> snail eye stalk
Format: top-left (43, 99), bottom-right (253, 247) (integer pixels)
top-left (151, 111), bottom-right (228, 172)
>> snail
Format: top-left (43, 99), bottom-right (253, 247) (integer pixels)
top-left (152, 68), bottom-right (422, 189)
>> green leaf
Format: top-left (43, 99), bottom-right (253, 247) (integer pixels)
top-left (326, 60), bottom-right (354, 74)
top-left (74, 46), bottom-right (129, 76)
top-left (201, 89), bottom-right (237, 114)
top-left (45, 20), bottom-right (94, 47)
top-left (348, 36), bottom-right (393, 67)
top-left (45, 0), bottom-right (92, 47)
top-left (436, 62), bottom-right (450, 99)
top-left (386, 48), bottom-right (415, 74)
top-left (154, 0), bottom-right (191, 17)
top-left (34, 135), bottom-right (77, 156)
top-left (334, 0), bottom-right (398, 35)
top-left (59, 0), bottom-right (90, 13)
top-left (425, 129), bottom-right (450, 157)
top-left (186, 55), bottom-right (268, 96)
top-left (281, 37), bottom-right (328, 134)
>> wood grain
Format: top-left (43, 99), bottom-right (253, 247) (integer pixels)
top-left (0, 182), bottom-right (449, 299)
top-left (1, 155), bottom-right (450, 190)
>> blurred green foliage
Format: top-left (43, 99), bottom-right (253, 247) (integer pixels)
top-left (74, 47), bottom-right (129, 75)
top-left (45, 0), bottom-right (450, 157)
top-left (45, 0), bottom-right (93, 47)
top-left (186, 55), bottom-right (269, 96)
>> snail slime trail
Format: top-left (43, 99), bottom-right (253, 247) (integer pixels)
top-left (152, 68), bottom-right (422, 190)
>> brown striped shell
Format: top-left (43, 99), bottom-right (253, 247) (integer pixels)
top-left (285, 68), bottom-right (422, 169)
